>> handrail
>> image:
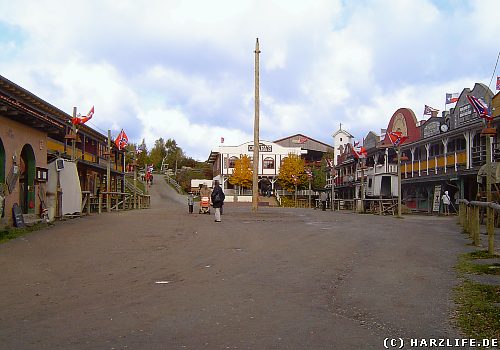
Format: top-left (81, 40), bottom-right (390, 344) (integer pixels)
top-left (165, 174), bottom-right (183, 194)
top-left (275, 191), bottom-right (282, 206)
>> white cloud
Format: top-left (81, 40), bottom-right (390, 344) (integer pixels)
top-left (0, 0), bottom-right (499, 160)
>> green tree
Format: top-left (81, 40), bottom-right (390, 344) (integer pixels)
top-left (150, 137), bottom-right (167, 170)
top-left (228, 155), bottom-right (253, 193)
top-left (136, 139), bottom-right (149, 169)
top-left (278, 153), bottom-right (308, 192)
top-left (165, 138), bottom-right (183, 174)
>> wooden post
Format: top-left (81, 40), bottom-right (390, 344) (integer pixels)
top-left (308, 179), bottom-right (311, 208)
top-left (86, 193), bottom-right (90, 215)
top-left (71, 107), bottom-right (77, 161)
top-left (252, 38), bottom-right (261, 213)
top-left (473, 205), bottom-right (480, 246)
top-left (397, 146), bottom-right (402, 218)
top-left (294, 183), bottom-right (298, 207)
top-left (98, 194), bottom-right (102, 214)
top-left (485, 134), bottom-right (495, 254)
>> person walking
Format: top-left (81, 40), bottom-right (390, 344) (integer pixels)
top-left (211, 180), bottom-right (225, 222)
top-left (441, 190), bottom-right (451, 216)
top-left (320, 191), bottom-right (328, 211)
top-left (187, 192), bottom-right (194, 214)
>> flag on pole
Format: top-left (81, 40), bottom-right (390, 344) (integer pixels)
top-left (114, 129), bottom-right (128, 150)
top-left (136, 143), bottom-right (146, 154)
top-left (305, 168), bottom-right (313, 179)
top-left (352, 141), bottom-right (367, 158)
top-left (445, 93), bottom-right (459, 104)
top-left (71, 106), bottom-right (94, 125)
top-left (423, 105), bottom-right (439, 116)
top-left (467, 94), bottom-right (492, 121)
top-left (387, 131), bottom-right (408, 147)
top-left (496, 76), bottom-right (500, 91)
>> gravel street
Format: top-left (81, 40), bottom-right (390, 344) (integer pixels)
top-left (0, 181), bottom-right (468, 349)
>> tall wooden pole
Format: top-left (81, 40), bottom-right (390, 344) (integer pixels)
top-left (252, 38), bottom-right (260, 212)
top-left (485, 133), bottom-right (494, 254)
top-left (107, 130), bottom-right (111, 212)
top-left (397, 146), bottom-right (402, 218)
top-left (133, 148), bottom-right (137, 209)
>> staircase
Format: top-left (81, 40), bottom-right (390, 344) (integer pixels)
top-left (124, 177), bottom-right (144, 195)
top-left (258, 195), bottom-right (278, 207)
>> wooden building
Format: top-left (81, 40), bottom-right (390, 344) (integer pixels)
top-left (0, 74), bottom-right (126, 226)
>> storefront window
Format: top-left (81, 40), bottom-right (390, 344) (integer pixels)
top-left (228, 156), bottom-right (238, 168)
top-left (263, 157), bottom-right (274, 169)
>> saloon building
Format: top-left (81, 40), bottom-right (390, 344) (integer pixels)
top-left (399, 83), bottom-right (496, 212)
top-left (333, 83), bottom-right (497, 214)
top-left (207, 140), bottom-right (303, 195)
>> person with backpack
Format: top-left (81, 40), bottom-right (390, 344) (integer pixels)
top-left (441, 190), bottom-right (451, 216)
top-left (211, 180), bottom-right (225, 222)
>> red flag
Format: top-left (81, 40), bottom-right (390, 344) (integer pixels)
top-left (114, 129), bottom-right (128, 150)
top-left (387, 131), bottom-right (408, 147)
top-left (352, 141), bottom-right (367, 158)
top-left (496, 76), bottom-right (500, 91)
top-left (467, 94), bottom-right (492, 121)
top-left (445, 93), bottom-right (459, 104)
top-left (71, 106), bottom-right (94, 125)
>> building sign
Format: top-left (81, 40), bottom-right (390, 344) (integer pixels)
top-left (291, 136), bottom-right (308, 144)
top-left (423, 120), bottom-right (440, 138)
top-left (432, 185), bottom-right (441, 212)
top-left (248, 144), bottom-right (272, 152)
top-left (456, 103), bottom-right (478, 127)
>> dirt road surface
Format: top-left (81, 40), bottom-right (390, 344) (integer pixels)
top-left (0, 180), bottom-right (468, 349)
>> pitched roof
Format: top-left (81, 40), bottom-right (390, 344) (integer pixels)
top-left (332, 128), bottom-right (354, 138)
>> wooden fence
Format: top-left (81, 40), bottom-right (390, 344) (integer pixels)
top-left (81, 191), bottom-right (150, 215)
top-left (458, 199), bottom-right (497, 254)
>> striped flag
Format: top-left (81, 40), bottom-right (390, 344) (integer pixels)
top-left (305, 168), bottom-right (313, 179)
top-left (467, 95), bottom-right (492, 121)
top-left (387, 131), bottom-right (408, 147)
top-left (114, 129), bottom-right (128, 150)
top-left (445, 93), bottom-right (459, 104)
top-left (71, 106), bottom-right (94, 125)
top-left (423, 105), bottom-right (439, 116)
top-left (353, 141), bottom-right (367, 159)
top-left (497, 76), bottom-right (500, 91)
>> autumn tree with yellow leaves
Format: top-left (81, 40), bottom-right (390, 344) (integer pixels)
top-left (278, 154), bottom-right (308, 192)
top-left (228, 155), bottom-right (253, 193)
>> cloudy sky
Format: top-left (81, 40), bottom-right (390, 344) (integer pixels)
top-left (1, 0), bottom-right (499, 160)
